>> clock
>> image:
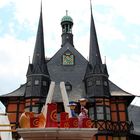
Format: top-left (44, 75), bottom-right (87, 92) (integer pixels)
top-left (63, 52), bottom-right (74, 65)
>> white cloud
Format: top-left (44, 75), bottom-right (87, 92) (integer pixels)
top-left (128, 44), bottom-right (139, 49)
top-left (0, 0), bottom-right (13, 8)
top-left (127, 35), bottom-right (140, 51)
top-left (108, 54), bottom-right (140, 95)
top-left (97, 22), bottom-right (125, 41)
top-left (0, 34), bottom-right (34, 94)
top-left (95, 0), bottom-right (140, 25)
top-left (12, 0), bottom-right (40, 25)
top-left (74, 33), bottom-right (89, 60)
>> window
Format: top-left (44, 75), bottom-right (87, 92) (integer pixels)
top-left (87, 80), bottom-right (93, 87)
top-left (120, 137), bottom-right (126, 140)
top-left (118, 103), bottom-right (125, 111)
top-left (111, 104), bottom-right (117, 111)
top-left (119, 112), bottom-right (126, 121)
top-left (95, 99), bottom-right (111, 120)
top-left (25, 107), bottom-right (30, 112)
top-left (97, 106), bottom-right (103, 113)
top-left (112, 112), bottom-right (118, 121)
top-left (43, 81), bottom-right (47, 86)
top-left (32, 106), bottom-right (39, 113)
top-left (118, 103), bottom-right (126, 121)
top-left (35, 80), bottom-right (39, 85)
top-left (65, 82), bottom-right (72, 91)
top-left (113, 137), bottom-right (126, 140)
top-left (8, 104), bottom-right (17, 112)
top-left (96, 80), bottom-right (101, 85)
top-left (106, 107), bottom-right (111, 120)
top-left (96, 106), bottom-right (104, 120)
top-left (89, 107), bottom-right (94, 120)
top-left (62, 51), bottom-right (74, 65)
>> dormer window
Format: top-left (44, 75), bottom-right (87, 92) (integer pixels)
top-left (87, 80), bottom-right (93, 87)
top-left (43, 81), bottom-right (47, 86)
top-left (35, 80), bottom-right (39, 85)
top-left (96, 80), bottom-right (101, 85)
top-left (65, 82), bottom-right (72, 91)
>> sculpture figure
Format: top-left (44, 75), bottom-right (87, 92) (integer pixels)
top-left (67, 101), bottom-right (77, 117)
top-left (78, 98), bottom-right (88, 127)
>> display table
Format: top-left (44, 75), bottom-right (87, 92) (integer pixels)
top-left (17, 128), bottom-right (98, 140)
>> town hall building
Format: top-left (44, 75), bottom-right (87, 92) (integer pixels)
top-left (0, 2), bottom-right (135, 140)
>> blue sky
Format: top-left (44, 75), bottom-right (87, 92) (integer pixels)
top-left (0, 0), bottom-right (140, 105)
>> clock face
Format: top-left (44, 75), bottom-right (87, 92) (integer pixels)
top-left (63, 53), bottom-right (74, 65)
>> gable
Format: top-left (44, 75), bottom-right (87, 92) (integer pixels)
top-left (47, 42), bottom-right (88, 83)
top-left (47, 43), bottom-right (88, 101)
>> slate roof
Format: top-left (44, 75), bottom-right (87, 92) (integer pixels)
top-left (50, 83), bottom-right (86, 102)
top-left (0, 84), bottom-right (25, 97)
top-left (128, 104), bottom-right (140, 135)
top-left (27, 6), bottom-right (49, 76)
top-left (32, 6), bottom-right (46, 66)
top-left (47, 42), bottom-right (88, 84)
top-left (89, 5), bottom-right (102, 68)
top-left (109, 80), bottom-right (133, 96)
top-left (0, 80), bottom-right (133, 99)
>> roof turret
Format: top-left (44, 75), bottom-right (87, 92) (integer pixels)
top-left (61, 10), bottom-right (73, 24)
top-left (61, 10), bottom-right (74, 46)
top-left (27, 4), bottom-right (49, 76)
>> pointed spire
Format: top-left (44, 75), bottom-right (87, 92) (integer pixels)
top-left (89, 0), bottom-right (102, 68)
top-left (32, 3), bottom-right (45, 65)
